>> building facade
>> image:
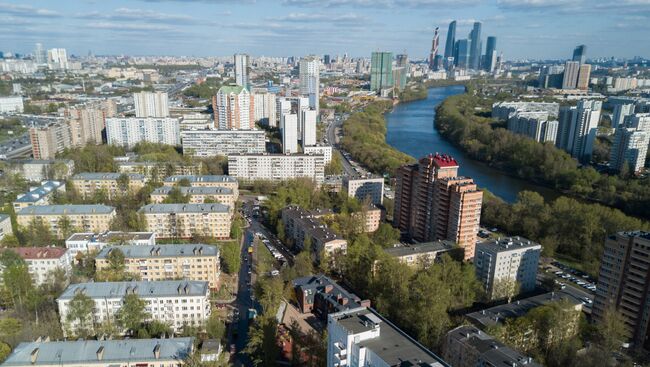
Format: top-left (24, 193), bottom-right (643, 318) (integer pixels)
top-left (0, 96), bottom-right (24, 113)
top-left (370, 52), bottom-right (393, 92)
top-left (213, 85), bottom-right (254, 130)
top-left (70, 172), bottom-right (146, 199)
top-left (282, 113), bottom-right (298, 154)
top-left (282, 206), bottom-right (347, 260)
top-left (6, 159), bottom-right (74, 182)
top-left (150, 186), bottom-right (235, 209)
top-left (2, 247), bottom-right (72, 285)
top-left (140, 203), bottom-right (231, 239)
top-left (181, 129), bottom-right (266, 157)
top-left (0, 214), bottom-right (12, 240)
top-left (133, 91), bottom-right (169, 118)
top-left (29, 123), bottom-right (72, 160)
top-left (343, 176), bottom-right (384, 205)
top-left (227, 153), bottom-right (325, 184)
top-left (65, 231), bottom-right (156, 257)
top-left (163, 175), bottom-right (239, 197)
top-left (106, 117), bottom-right (180, 148)
top-left (117, 161), bottom-right (203, 182)
top-left (13, 180), bottom-right (66, 211)
top-left (16, 205), bottom-right (116, 238)
top-left (303, 145), bottom-right (332, 164)
top-left (253, 91), bottom-right (277, 126)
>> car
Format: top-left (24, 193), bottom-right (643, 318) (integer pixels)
top-left (555, 271), bottom-right (564, 276)
top-left (270, 270), bottom-right (280, 276)
top-left (583, 297), bottom-right (593, 304)
top-left (559, 283), bottom-right (566, 290)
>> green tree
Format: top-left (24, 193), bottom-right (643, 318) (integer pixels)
top-left (371, 223), bottom-right (401, 247)
top-left (1, 260), bottom-right (33, 308)
top-left (117, 174), bottom-right (130, 192)
top-left (0, 342), bottom-right (10, 363)
top-left (220, 242), bottom-right (241, 274)
top-left (115, 293), bottom-right (149, 335)
top-left (22, 218), bottom-right (54, 245)
top-left (65, 292), bottom-right (95, 338)
top-left (324, 154), bottom-right (344, 175)
top-left (57, 216), bottom-right (75, 239)
top-left (163, 186), bottom-right (189, 203)
top-left (0, 318), bottom-right (21, 347)
top-left (206, 314), bottom-right (226, 340)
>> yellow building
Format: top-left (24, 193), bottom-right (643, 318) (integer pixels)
top-left (163, 175), bottom-right (239, 199)
top-left (16, 204), bottom-right (116, 238)
top-left (140, 203), bottom-right (231, 239)
top-left (71, 172), bottom-right (146, 199)
top-left (150, 186), bottom-right (235, 210)
top-left (95, 244), bottom-right (220, 289)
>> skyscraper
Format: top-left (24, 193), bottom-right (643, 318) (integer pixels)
top-left (444, 21), bottom-right (457, 59)
top-left (299, 56), bottom-right (320, 116)
top-left (213, 85), bottom-right (254, 130)
top-left (234, 54), bottom-right (249, 87)
top-left (572, 44), bottom-right (587, 64)
top-left (612, 104), bottom-right (635, 128)
top-left (469, 22), bottom-right (482, 70)
top-left (47, 48), bottom-right (68, 70)
top-left (483, 36), bottom-right (497, 72)
top-left (34, 43), bottom-right (46, 65)
top-left (370, 52), bottom-right (393, 92)
top-left (133, 91), bottom-right (169, 118)
top-left (429, 27), bottom-right (440, 70)
top-left (556, 100), bottom-right (602, 162)
top-left (576, 64), bottom-right (592, 90)
top-left (454, 39), bottom-right (471, 69)
top-left (282, 113), bottom-right (298, 154)
top-left (301, 109), bottom-right (317, 147)
top-left (562, 61), bottom-right (581, 89)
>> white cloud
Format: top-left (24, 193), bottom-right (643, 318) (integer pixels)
top-left (0, 2), bottom-right (60, 17)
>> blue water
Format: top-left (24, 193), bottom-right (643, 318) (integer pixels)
top-left (385, 85), bottom-right (558, 203)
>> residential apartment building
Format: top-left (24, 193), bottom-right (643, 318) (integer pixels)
top-left (1, 247), bottom-right (72, 285)
top-left (140, 203), bottom-right (231, 239)
top-left (507, 111), bottom-right (559, 144)
top-left (327, 307), bottom-right (448, 367)
top-left (29, 123), bottom-right (72, 160)
top-left (492, 101), bottom-right (560, 121)
top-left (383, 240), bottom-right (462, 267)
top-left (227, 153), bottom-right (325, 184)
top-left (443, 325), bottom-right (541, 367)
top-left (134, 91), bottom-right (169, 118)
top-left (1, 338), bottom-right (195, 367)
top-left (117, 161), bottom-right (203, 182)
top-left (106, 117), bottom-right (180, 148)
top-left (253, 91), bottom-right (277, 126)
top-left (96, 244), bottom-right (220, 289)
top-left (303, 145), bottom-right (332, 164)
top-left (0, 214), bottom-right (12, 240)
top-left (562, 60), bottom-right (581, 89)
top-left (474, 236), bottom-right (542, 300)
top-left (370, 51), bottom-right (393, 92)
top-left (57, 281), bottom-right (210, 335)
top-left (181, 129), bottom-right (265, 157)
top-left (150, 186), bottom-right (235, 209)
top-left (163, 175), bottom-right (239, 198)
top-left (65, 231), bottom-right (156, 257)
top-left (234, 53), bottom-right (249, 87)
top-left (0, 96), bottom-right (24, 113)
top-left (16, 205), bottom-right (116, 238)
top-left (556, 100), bottom-right (602, 162)
top-left (212, 85), bottom-right (254, 130)
top-left (12, 180), bottom-right (65, 211)
top-left (301, 109), bottom-right (317, 146)
top-left (293, 274), bottom-right (369, 320)
top-left (342, 176), bottom-right (384, 205)
top-left (6, 159), bottom-right (74, 182)
top-left (610, 113), bottom-right (650, 173)
top-left (282, 113), bottom-right (299, 154)
top-left (299, 56), bottom-right (320, 115)
top-left (593, 231), bottom-right (650, 349)
top-left (281, 206), bottom-right (347, 260)
top-left (65, 100), bottom-right (117, 146)
top-left (70, 172), bottom-right (146, 199)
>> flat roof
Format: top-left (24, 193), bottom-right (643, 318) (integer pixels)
top-left (476, 236), bottom-right (542, 254)
top-left (2, 338), bottom-right (193, 365)
top-left (384, 240), bottom-right (457, 258)
top-left (58, 280), bottom-right (208, 300)
top-left (17, 204), bottom-right (115, 216)
top-left (72, 172), bottom-right (145, 180)
top-left (332, 307), bottom-right (448, 367)
top-left (293, 274), bottom-right (363, 314)
top-left (139, 203), bottom-right (229, 214)
top-left (97, 244), bottom-right (218, 259)
top-left (66, 231), bottom-right (155, 243)
top-left (152, 186), bottom-right (233, 195)
top-left (164, 175), bottom-right (237, 183)
top-left (0, 214), bottom-right (11, 222)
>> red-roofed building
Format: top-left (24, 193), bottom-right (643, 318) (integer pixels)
top-left (1, 247), bottom-right (71, 285)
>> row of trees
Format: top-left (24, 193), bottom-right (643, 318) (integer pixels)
top-left (434, 87), bottom-right (650, 219)
top-left (340, 100), bottom-right (414, 176)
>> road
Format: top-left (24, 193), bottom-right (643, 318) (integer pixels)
top-left (232, 229), bottom-right (255, 367)
top-left (326, 113), bottom-right (361, 177)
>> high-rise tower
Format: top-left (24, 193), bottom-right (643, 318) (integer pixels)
top-left (469, 22), bottom-right (482, 70)
top-left (429, 27), bottom-right (440, 70)
top-left (483, 36), bottom-right (497, 72)
top-left (444, 21), bottom-right (457, 59)
top-left (572, 45), bottom-right (587, 64)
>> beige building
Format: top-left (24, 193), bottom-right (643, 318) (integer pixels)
top-left (343, 176), bottom-right (384, 205)
top-left (281, 206), bottom-right (347, 261)
top-left (70, 172), bottom-right (146, 199)
top-left (163, 175), bottom-right (239, 199)
top-left (117, 161), bottom-right (203, 182)
top-left (351, 206), bottom-right (382, 233)
top-left (150, 186), bottom-right (235, 209)
top-left (16, 205), bottom-right (116, 238)
top-left (12, 180), bottom-right (66, 211)
top-left (29, 123), bottom-right (72, 160)
top-left (140, 203), bottom-right (231, 239)
top-left (96, 244), bottom-right (220, 289)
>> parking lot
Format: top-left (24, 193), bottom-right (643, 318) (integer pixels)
top-left (545, 260), bottom-right (597, 296)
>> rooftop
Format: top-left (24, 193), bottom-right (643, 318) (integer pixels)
top-left (282, 206), bottom-right (343, 244)
top-left (139, 203), bottom-right (229, 214)
top-left (66, 231), bottom-right (155, 243)
top-left (58, 280), bottom-right (209, 300)
top-left (218, 85), bottom-right (247, 94)
top-left (431, 153), bottom-right (459, 168)
top-left (293, 274), bottom-right (365, 314)
top-left (447, 325), bottom-right (542, 367)
top-left (1, 338), bottom-right (193, 366)
top-left (331, 307), bottom-right (448, 367)
top-left (97, 244), bottom-right (218, 259)
top-left (0, 214), bottom-right (11, 222)
top-left (17, 204), bottom-right (115, 216)
top-left (384, 240), bottom-right (457, 258)
top-left (476, 236), bottom-right (542, 254)
top-left (163, 175), bottom-right (237, 183)
top-left (72, 172), bottom-right (146, 181)
top-left (3, 247), bottom-right (68, 260)
top-left (152, 186), bottom-right (233, 195)
top-left (13, 181), bottom-right (64, 204)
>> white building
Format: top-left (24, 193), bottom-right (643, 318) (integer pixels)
top-left (181, 129), bottom-right (265, 157)
top-left (303, 145), bottom-right (332, 164)
top-left (327, 307), bottom-right (447, 367)
top-left (343, 176), bottom-right (384, 205)
top-left (47, 48), bottom-right (68, 70)
top-left (556, 100), bottom-right (602, 162)
top-left (299, 56), bottom-right (320, 116)
top-left (228, 153), bottom-right (325, 184)
top-left (610, 113), bottom-right (650, 173)
top-left (507, 111), bottom-right (558, 144)
top-left (106, 117), bottom-right (180, 148)
top-left (133, 91), bottom-right (169, 118)
top-left (301, 109), bottom-right (317, 147)
top-left (276, 98), bottom-right (291, 128)
top-left (0, 96), bottom-right (24, 113)
top-left (2, 247), bottom-right (72, 285)
top-left (213, 85), bottom-right (253, 130)
top-left (234, 53), bottom-right (249, 87)
top-left (57, 280), bottom-right (211, 335)
top-left (282, 113), bottom-right (298, 154)
top-left (65, 231), bottom-right (156, 257)
top-left (253, 92), bottom-right (277, 127)
top-left (612, 103), bottom-right (634, 128)
top-left (474, 236), bottom-right (542, 300)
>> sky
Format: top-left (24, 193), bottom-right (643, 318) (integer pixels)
top-left (0, 0), bottom-right (648, 60)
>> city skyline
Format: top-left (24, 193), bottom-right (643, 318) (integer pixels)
top-left (1, 0), bottom-right (649, 60)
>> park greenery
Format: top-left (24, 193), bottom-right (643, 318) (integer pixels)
top-left (341, 100), bottom-right (414, 176)
top-left (435, 86), bottom-right (650, 219)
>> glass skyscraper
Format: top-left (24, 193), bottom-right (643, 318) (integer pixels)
top-left (469, 22), bottom-right (482, 70)
top-left (484, 36), bottom-right (497, 72)
top-left (454, 39), bottom-right (471, 69)
top-left (444, 21), bottom-right (457, 59)
top-left (572, 44), bottom-right (587, 64)
top-left (370, 52), bottom-right (393, 92)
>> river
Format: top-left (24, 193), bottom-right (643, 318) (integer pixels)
top-left (385, 85), bottom-right (559, 203)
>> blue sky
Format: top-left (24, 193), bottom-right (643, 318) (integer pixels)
top-left (0, 0), bottom-right (648, 60)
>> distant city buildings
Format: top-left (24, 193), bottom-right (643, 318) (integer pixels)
top-left (47, 48), bottom-right (68, 70)
top-left (370, 51), bottom-right (393, 93)
top-left (0, 96), bottom-right (24, 113)
top-left (469, 22), bottom-right (482, 70)
top-left (105, 117), bottom-right (180, 148)
top-left (562, 45), bottom-right (591, 90)
top-left (133, 91), bottom-right (169, 118)
top-left (474, 237), bottom-right (542, 300)
top-left (483, 36), bottom-right (497, 72)
top-left (213, 85), bottom-right (254, 130)
top-left (227, 153), bottom-right (325, 184)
